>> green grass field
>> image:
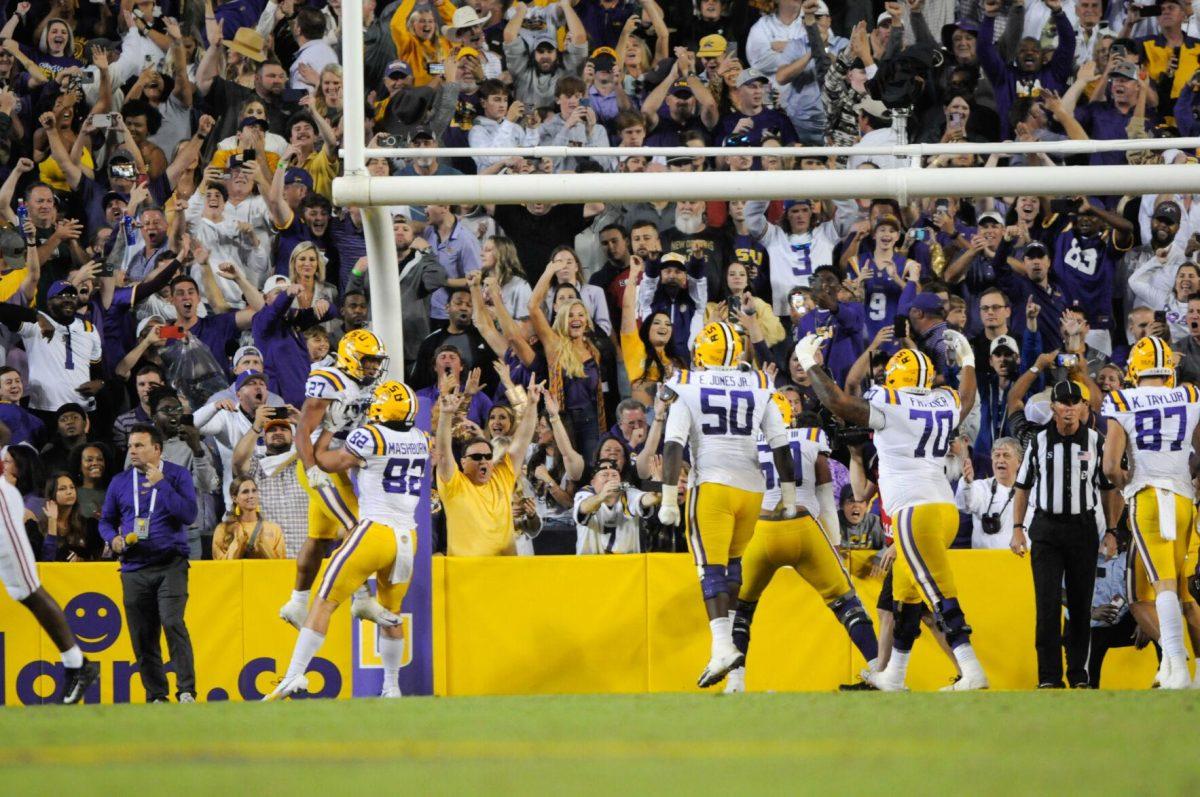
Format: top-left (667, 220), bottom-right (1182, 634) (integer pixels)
top-left (2, 692), bottom-right (1196, 795)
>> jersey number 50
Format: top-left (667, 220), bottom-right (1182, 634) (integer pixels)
top-left (910, 409), bottom-right (954, 457)
top-left (383, 458), bottom-right (426, 495)
top-left (701, 388), bottom-right (755, 436)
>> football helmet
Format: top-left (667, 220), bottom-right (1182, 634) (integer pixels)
top-left (336, 330), bottom-right (388, 383)
top-left (1125, 336), bottom-right (1175, 387)
top-left (693, 321), bottom-right (743, 368)
top-left (884, 348), bottom-right (935, 391)
top-left (368, 380), bottom-right (418, 425)
top-left (770, 391), bottom-right (794, 428)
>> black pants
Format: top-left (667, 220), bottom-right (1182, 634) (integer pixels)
top-left (1029, 514), bottom-right (1097, 687)
top-left (121, 555), bottom-right (196, 701)
top-left (1081, 612), bottom-right (1138, 689)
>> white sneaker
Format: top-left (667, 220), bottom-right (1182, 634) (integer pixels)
top-left (697, 648), bottom-right (744, 688)
top-left (279, 599), bottom-right (308, 629)
top-left (1161, 656), bottom-right (1191, 690)
top-left (178, 692), bottom-right (196, 703)
top-left (723, 667), bottom-right (746, 694)
top-left (380, 687), bottom-right (402, 698)
top-left (941, 669), bottom-right (989, 691)
top-left (864, 668), bottom-right (907, 692)
top-left (262, 674), bottom-right (308, 702)
top-left (350, 594), bottom-right (402, 627)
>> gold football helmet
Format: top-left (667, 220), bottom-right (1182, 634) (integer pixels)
top-left (884, 348), bottom-right (935, 391)
top-left (1125, 336), bottom-right (1175, 387)
top-left (693, 321), bottom-right (743, 368)
top-left (367, 380), bottom-right (418, 425)
top-left (770, 391), bottom-right (794, 428)
top-left (336, 330), bottom-right (388, 383)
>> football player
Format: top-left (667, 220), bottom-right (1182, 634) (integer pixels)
top-left (658, 322), bottom-right (796, 688)
top-left (796, 330), bottom-right (989, 691)
top-left (1101, 337), bottom-right (1200, 689)
top-left (724, 394), bottom-right (880, 693)
top-left (279, 330), bottom-right (397, 629)
top-left (266, 381), bottom-right (428, 700)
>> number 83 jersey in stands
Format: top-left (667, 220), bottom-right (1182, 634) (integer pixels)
top-left (663, 367), bottom-right (788, 493)
top-left (344, 423), bottom-right (429, 530)
top-left (864, 385), bottom-right (961, 516)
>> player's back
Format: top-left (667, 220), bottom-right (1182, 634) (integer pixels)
top-left (757, 427), bottom-right (829, 514)
top-left (306, 365), bottom-right (372, 438)
top-left (1103, 384), bottom-right (1200, 500)
top-left (345, 423), bottom-right (429, 530)
top-left (667, 367), bottom-right (780, 494)
top-left (865, 386), bottom-right (959, 515)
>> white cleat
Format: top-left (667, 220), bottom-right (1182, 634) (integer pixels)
top-left (350, 595), bottom-right (402, 627)
top-left (941, 671), bottom-right (989, 691)
top-left (723, 667), bottom-right (746, 694)
top-left (279, 599), bottom-right (308, 629)
top-left (863, 668), bottom-right (908, 692)
top-left (1160, 656), bottom-right (1191, 690)
top-left (262, 674), bottom-right (308, 702)
top-left (380, 687), bottom-right (402, 699)
top-left (698, 649), bottom-right (744, 688)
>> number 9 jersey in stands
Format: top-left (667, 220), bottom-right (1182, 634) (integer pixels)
top-left (664, 367), bottom-right (787, 493)
top-left (863, 385), bottom-right (961, 516)
top-left (344, 423), bottom-right (429, 531)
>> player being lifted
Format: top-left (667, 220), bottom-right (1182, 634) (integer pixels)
top-left (1101, 337), bottom-right (1200, 689)
top-left (724, 395), bottom-right (880, 693)
top-left (658, 322), bottom-right (796, 688)
top-left (795, 329), bottom-right (989, 691)
top-left (279, 330), bottom-right (397, 629)
top-left (266, 381), bottom-right (428, 700)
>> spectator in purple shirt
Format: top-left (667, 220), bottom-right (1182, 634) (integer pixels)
top-left (713, 68), bottom-right (798, 147)
top-left (425, 202), bottom-right (483, 325)
top-left (252, 274), bottom-right (338, 407)
top-left (795, 265), bottom-right (864, 387)
top-left (1072, 60), bottom-right (1153, 166)
top-left (166, 270), bottom-right (263, 371)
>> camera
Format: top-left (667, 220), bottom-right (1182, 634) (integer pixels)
top-left (727, 295), bottom-right (741, 317)
top-left (980, 513), bottom-right (1003, 536)
top-left (1050, 197), bottom-right (1077, 214)
top-left (1056, 354), bottom-right (1079, 367)
top-left (833, 426), bottom-right (871, 448)
top-left (377, 133), bottom-right (398, 148)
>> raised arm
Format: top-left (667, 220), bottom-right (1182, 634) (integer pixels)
top-left (166, 19), bottom-right (194, 108)
top-left (796, 335), bottom-right (871, 426)
top-left (195, 5), bottom-right (226, 96)
top-left (527, 263), bottom-right (560, 360)
top-left (507, 381), bottom-right (544, 463)
top-left (543, 390), bottom-right (584, 480)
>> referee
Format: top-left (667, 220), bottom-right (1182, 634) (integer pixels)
top-left (1010, 381), bottom-right (1118, 689)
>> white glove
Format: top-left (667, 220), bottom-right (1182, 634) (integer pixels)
top-left (306, 465), bottom-right (332, 490)
top-left (779, 481), bottom-right (799, 519)
top-left (943, 329), bottom-right (975, 369)
top-left (793, 333), bottom-right (823, 371)
top-left (658, 484), bottom-right (681, 525)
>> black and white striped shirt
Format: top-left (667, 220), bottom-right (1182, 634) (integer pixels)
top-left (1014, 424), bottom-right (1113, 516)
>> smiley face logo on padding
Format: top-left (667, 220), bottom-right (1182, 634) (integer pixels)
top-left (63, 592), bottom-right (123, 653)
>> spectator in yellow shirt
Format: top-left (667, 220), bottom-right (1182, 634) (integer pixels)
top-left (435, 378), bottom-right (542, 557)
top-left (282, 109), bottom-right (340, 201)
top-left (212, 476), bottom-right (286, 559)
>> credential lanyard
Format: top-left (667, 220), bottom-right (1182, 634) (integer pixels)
top-left (132, 471), bottom-right (158, 539)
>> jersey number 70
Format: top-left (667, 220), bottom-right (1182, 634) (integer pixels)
top-left (910, 409), bottom-right (953, 457)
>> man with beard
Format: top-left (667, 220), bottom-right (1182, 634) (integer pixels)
top-left (979, 0), bottom-right (1076, 139)
top-left (232, 407), bottom-right (308, 557)
top-left (410, 287), bottom-right (493, 392)
top-left (1041, 196), bottom-right (1134, 353)
top-left (1123, 200), bottom-right (1189, 328)
top-left (993, 238), bottom-right (1069, 353)
top-left (641, 51), bottom-right (719, 146)
top-left (197, 369), bottom-right (274, 498)
top-left (660, 200), bottom-right (729, 288)
top-left (794, 266), bottom-right (864, 387)
top-left (0, 281), bottom-right (102, 427)
top-left (503, 2), bottom-right (588, 109)
top-left (636, 251), bottom-right (707, 354)
top-left (196, 42), bottom-right (296, 141)
top-left (139, 386), bottom-right (219, 559)
top-left (40, 402), bottom-right (90, 474)
top-left (972, 336), bottom-right (1023, 473)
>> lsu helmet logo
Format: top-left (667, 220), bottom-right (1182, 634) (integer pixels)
top-left (693, 322), bottom-right (744, 368)
top-left (885, 348), bottom-right (934, 391)
top-left (336, 330), bottom-right (389, 384)
top-left (368, 380), bottom-right (419, 425)
top-left (1125, 336), bottom-right (1175, 387)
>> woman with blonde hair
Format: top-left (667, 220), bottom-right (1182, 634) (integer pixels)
top-left (388, 0), bottom-right (455, 86)
top-left (212, 476), bottom-right (286, 559)
top-left (529, 264), bottom-right (606, 464)
top-left (543, 246), bottom-right (612, 335)
top-left (313, 63), bottom-right (344, 127)
top-left (287, 241), bottom-right (337, 311)
top-left (481, 236), bottom-right (531, 319)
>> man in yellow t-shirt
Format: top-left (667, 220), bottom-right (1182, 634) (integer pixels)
top-left (435, 381), bottom-right (541, 556)
top-left (0, 227), bottom-right (32, 304)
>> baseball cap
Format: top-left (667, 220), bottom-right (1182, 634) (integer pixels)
top-left (1023, 241), bottom-right (1049, 258)
top-left (909, 292), bottom-right (944, 314)
top-left (46, 280), bottom-right (77, 300)
top-left (1154, 200), bottom-right (1182, 224)
top-left (877, 11), bottom-right (893, 25)
top-left (284, 167), bottom-right (313, 189)
top-left (590, 46), bottom-right (617, 71)
top-left (735, 68), bottom-right (769, 88)
top-left (385, 59), bottom-right (412, 78)
top-left (263, 274), bottom-right (291, 293)
top-left (873, 213), bottom-right (902, 231)
top-left (102, 190), bottom-right (130, 209)
top-left (135, 314), bottom-right (165, 338)
top-left (669, 79), bottom-right (693, 97)
top-left (1110, 60), bottom-right (1139, 81)
top-left (234, 345), bottom-right (263, 368)
top-left (990, 335), bottom-right (1018, 355)
top-left (531, 30), bottom-right (557, 51)
top-left (234, 370), bottom-right (267, 392)
top-left (239, 115), bottom-right (269, 130)
top-left (56, 402), bottom-right (87, 420)
top-left (978, 211), bottom-right (1004, 226)
top-left (1051, 380), bottom-right (1083, 405)
top-left (456, 46), bottom-right (481, 60)
top-left (0, 227), bottom-right (25, 269)
top-left (659, 252), bottom-right (688, 269)
top-left (409, 126), bottom-right (437, 142)
top-left (696, 34), bottom-right (727, 59)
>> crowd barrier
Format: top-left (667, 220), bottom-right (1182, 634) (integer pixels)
top-left (0, 552), bottom-right (1160, 704)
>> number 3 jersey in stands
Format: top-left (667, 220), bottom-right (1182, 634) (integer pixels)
top-left (1101, 384), bottom-right (1200, 501)
top-left (864, 385), bottom-right (962, 516)
top-left (344, 423), bottom-right (429, 530)
top-left (664, 367), bottom-right (787, 494)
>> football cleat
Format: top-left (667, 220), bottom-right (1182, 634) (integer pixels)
top-left (723, 667), bottom-right (746, 694)
top-left (838, 679), bottom-right (878, 691)
top-left (262, 674), bottom-right (309, 702)
top-left (178, 692), bottom-right (196, 703)
top-left (1160, 656), bottom-right (1190, 690)
top-left (61, 659), bottom-right (100, 705)
top-left (863, 668), bottom-right (908, 692)
top-left (941, 671), bottom-right (988, 691)
top-left (698, 649), bottom-right (744, 688)
top-left (380, 687), bottom-right (403, 699)
top-left (279, 598), bottom-right (308, 629)
top-left (351, 594), bottom-right (403, 628)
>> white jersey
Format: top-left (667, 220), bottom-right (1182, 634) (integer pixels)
top-left (305, 365), bottom-right (373, 442)
top-left (0, 477), bottom-right (39, 601)
top-left (344, 423), bottom-right (429, 530)
top-left (663, 367), bottom-right (787, 493)
top-left (757, 427), bottom-right (830, 514)
top-left (865, 385), bottom-right (961, 516)
top-left (1101, 384), bottom-right (1200, 500)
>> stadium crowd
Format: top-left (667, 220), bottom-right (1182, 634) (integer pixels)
top-left (2, 0), bottom-right (1200, 674)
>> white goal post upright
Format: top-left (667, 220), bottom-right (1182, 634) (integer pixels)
top-left (338, 13), bottom-right (1200, 370)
